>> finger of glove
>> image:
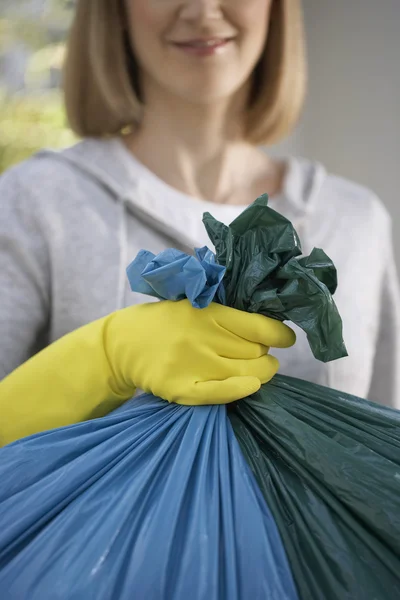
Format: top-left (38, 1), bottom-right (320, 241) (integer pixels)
top-left (180, 376), bottom-right (262, 405)
top-left (216, 307), bottom-right (296, 348)
top-left (219, 354), bottom-right (279, 383)
top-left (211, 324), bottom-right (269, 359)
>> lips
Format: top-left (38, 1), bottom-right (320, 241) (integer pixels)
top-left (171, 37), bottom-right (234, 57)
top-left (176, 38), bottom-right (230, 48)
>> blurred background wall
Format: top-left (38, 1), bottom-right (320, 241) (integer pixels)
top-left (1, 0), bottom-right (399, 262)
top-left (0, 0), bottom-right (75, 171)
top-left (274, 0), bottom-right (400, 264)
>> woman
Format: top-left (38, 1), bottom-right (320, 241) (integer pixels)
top-left (0, 0), bottom-right (399, 407)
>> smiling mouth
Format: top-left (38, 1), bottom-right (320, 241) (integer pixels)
top-left (171, 37), bottom-right (234, 55)
top-left (176, 38), bottom-right (231, 47)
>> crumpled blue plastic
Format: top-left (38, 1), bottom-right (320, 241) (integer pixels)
top-left (0, 397), bottom-right (298, 600)
top-left (126, 246), bottom-right (226, 308)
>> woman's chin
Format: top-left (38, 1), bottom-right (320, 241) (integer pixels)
top-left (166, 82), bottom-right (245, 107)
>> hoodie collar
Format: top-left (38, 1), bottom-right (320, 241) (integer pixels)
top-left (38, 137), bottom-right (326, 245)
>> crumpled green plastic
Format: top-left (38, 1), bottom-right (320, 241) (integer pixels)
top-left (203, 194), bottom-right (347, 362)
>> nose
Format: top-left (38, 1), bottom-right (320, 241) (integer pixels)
top-left (179, 0), bottom-right (223, 22)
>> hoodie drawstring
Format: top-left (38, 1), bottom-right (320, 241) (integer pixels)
top-left (117, 197), bottom-right (129, 311)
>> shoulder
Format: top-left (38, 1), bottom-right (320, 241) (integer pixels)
top-left (325, 171), bottom-right (389, 226)
top-left (0, 139), bottom-right (115, 216)
top-left (0, 142), bottom-right (83, 205)
top-left (1, 138), bottom-right (106, 185)
top-left (292, 157), bottom-right (392, 235)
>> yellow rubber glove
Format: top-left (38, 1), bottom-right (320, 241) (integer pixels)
top-left (0, 300), bottom-right (295, 445)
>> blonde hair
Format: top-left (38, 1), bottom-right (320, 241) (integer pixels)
top-left (64, 0), bottom-right (307, 146)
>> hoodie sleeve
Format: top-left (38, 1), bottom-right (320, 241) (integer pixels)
top-left (367, 223), bottom-right (400, 409)
top-left (0, 166), bottom-right (51, 379)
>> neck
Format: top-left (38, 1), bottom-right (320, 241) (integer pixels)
top-left (124, 84), bottom-right (266, 203)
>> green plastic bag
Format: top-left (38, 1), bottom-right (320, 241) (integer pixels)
top-left (203, 194), bottom-right (347, 362)
top-left (204, 195), bottom-right (400, 600)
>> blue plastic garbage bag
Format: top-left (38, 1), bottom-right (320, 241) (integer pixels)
top-left (0, 397), bottom-right (298, 598)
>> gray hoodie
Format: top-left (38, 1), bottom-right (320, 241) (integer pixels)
top-left (1, 137), bottom-right (399, 407)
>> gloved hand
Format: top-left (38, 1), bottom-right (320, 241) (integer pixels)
top-left (0, 300), bottom-right (295, 445)
top-left (109, 300), bottom-right (295, 403)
